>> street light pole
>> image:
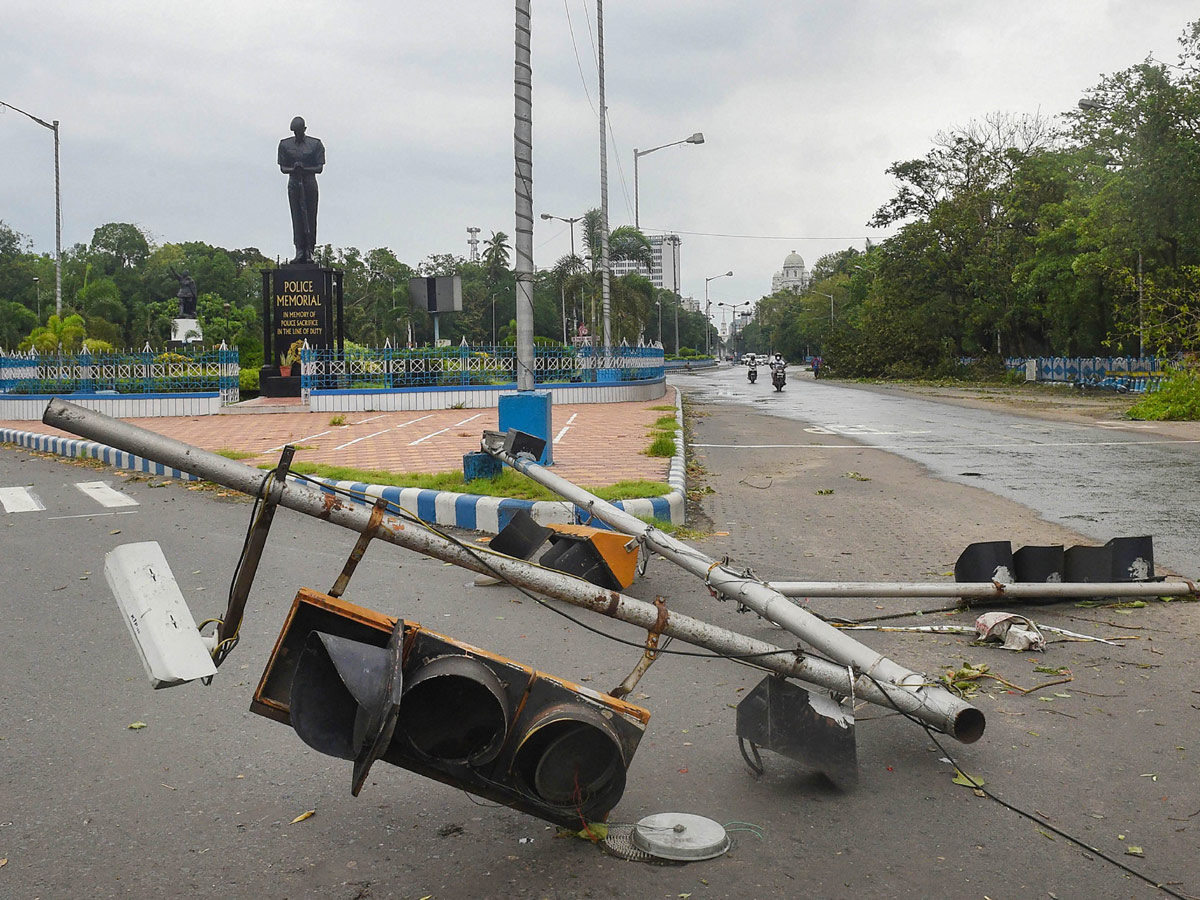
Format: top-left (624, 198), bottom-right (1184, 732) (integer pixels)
top-left (33, 276), bottom-right (41, 322)
top-left (541, 212), bottom-right (583, 346)
top-left (704, 271), bottom-right (732, 357)
top-left (2, 100), bottom-right (62, 315)
top-left (815, 291), bottom-right (835, 328)
top-left (633, 132), bottom-right (704, 231)
top-left (718, 300), bottom-right (750, 358)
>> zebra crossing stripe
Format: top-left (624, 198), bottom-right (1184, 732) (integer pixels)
top-left (0, 486), bottom-right (46, 513)
top-left (75, 481), bottom-right (140, 508)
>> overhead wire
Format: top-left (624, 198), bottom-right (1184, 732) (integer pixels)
top-left (286, 471), bottom-right (817, 665)
top-left (862, 671), bottom-right (1195, 900)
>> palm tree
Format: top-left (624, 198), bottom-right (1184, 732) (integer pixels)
top-left (19, 313), bottom-right (87, 354)
top-left (483, 231), bottom-right (511, 285)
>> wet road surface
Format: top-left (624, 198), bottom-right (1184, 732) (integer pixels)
top-left (676, 366), bottom-right (1200, 573)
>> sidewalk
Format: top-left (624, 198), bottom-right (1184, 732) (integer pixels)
top-left (1, 388), bottom-right (684, 531)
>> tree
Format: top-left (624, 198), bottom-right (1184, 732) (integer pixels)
top-left (482, 231), bottom-right (511, 285)
top-left (20, 313), bottom-right (88, 354)
top-left (89, 223), bottom-right (151, 272)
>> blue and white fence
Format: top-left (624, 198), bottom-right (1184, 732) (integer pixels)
top-left (300, 343), bottom-right (667, 411)
top-left (300, 343), bottom-right (664, 390)
top-left (1003, 356), bottom-right (1165, 393)
top-left (0, 346), bottom-right (239, 419)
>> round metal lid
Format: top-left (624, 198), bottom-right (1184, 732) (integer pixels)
top-left (631, 813), bottom-right (730, 861)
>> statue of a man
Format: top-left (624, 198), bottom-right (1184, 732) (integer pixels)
top-left (168, 266), bottom-right (198, 318)
top-left (278, 116), bottom-right (326, 265)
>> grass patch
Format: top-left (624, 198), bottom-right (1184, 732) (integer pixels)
top-left (651, 414), bottom-right (678, 431)
top-left (329, 415), bottom-right (347, 426)
top-left (646, 432), bottom-right (677, 457)
top-left (1128, 369), bottom-right (1200, 420)
top-left (649, 404), bottom-right (677, 411)
top-left (275, 460), bottom-right (669, 501)
top-left (216, 448), bottom-right (259, 460)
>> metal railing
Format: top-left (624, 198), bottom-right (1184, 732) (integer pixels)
top-left (0, 346), bottom-right (239, 403)
top-left (300, 344), bottom-right (665, 392)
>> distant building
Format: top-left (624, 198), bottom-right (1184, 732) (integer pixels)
top-left (612, 233), bottom-right (680, 292)
top-left (771, 249), bottom-right (807, 293)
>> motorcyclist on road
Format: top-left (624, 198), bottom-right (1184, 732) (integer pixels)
top-left (769, 352), bottom-right (786, 372)
top-left (747, 357), bottom-right (758, 382)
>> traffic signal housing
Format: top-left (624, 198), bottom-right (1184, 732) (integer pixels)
top-left (252, 588), bottom-right (650, 827)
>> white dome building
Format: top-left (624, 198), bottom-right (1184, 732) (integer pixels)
top-left (771, 250), bottom-right (807, 293)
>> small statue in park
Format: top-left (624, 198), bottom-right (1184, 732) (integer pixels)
top-left (278, 116), bottom-right (326, 265)
top-left (169, 267), bottom-right (198, 318)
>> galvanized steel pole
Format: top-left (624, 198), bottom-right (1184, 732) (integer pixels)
top-left (767, 580), bottom-right (1199, 601)
top-left (483, 436), bottom-right (983, 741)
top-left (42, 399), bottom-right (983, 741)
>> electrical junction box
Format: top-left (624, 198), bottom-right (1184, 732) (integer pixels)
top-left (104, 541), bottom-right (217, 689)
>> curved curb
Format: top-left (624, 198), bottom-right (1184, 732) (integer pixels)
top-left (1, 426), bottom-right (202, 481)
top-left (285, 388), bottom-right (685, 533)
top-left (1, 393), bottom-right (687, 534)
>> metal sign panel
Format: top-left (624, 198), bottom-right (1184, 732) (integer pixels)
top-left (408, 275), bottom-right (463, 313)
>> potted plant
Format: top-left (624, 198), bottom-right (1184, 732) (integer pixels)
top-left (279, 340), bottom-right (303, 378)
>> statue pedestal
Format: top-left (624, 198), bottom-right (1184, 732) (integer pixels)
top-left (169, 318), bottom-right (202, 347)
top-left (259, 264), bottom-right (343, 398)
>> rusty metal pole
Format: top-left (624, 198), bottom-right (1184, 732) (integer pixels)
top-left (42, 399), bottom-right (983, 741)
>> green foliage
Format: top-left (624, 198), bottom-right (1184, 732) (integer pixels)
top-left (1127, 368), bottom-right (1200, 420)
top-left (646, 433), bottom-right (676, 457)
top-left (239, 367), bottom-right (260, 393)
top-left (732, 20), bottom-right (1200, 377)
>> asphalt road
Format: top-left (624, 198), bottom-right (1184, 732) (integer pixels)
top-left (3, 395), bottom-right (1200, 899)
top-left (680, 365), bottom-right (1200, 574)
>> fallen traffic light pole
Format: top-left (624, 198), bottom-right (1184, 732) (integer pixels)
top-left (480, 429), bottom-right (985, 744)
top-left (43, 398), bottom-right (981, 743)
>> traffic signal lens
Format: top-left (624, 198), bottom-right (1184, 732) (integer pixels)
top-left (514, 707), bottom-right (626, 810)
top-left (401, 655), bottom-right (509, 765)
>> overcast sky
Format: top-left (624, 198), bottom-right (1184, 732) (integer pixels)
top-left (2, 1), bottom-right (1196, 314)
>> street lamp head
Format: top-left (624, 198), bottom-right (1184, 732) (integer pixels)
top-left (1078, 98), bottom-right (1108, 112)
top-left (687, 132), bottom-right (705, 144)
top-left (540, 213), bottom-right (552, 220)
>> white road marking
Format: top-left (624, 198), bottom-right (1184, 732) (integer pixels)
top-left (694, 438), bottom-right (1200, 450)
top-left (47, 510), bottom-right (140, 521)
top-left (333, 428), bottom-right (394, 451)
top-left (554, 412), bottom-right (579, 444)
top-left (0, 486), bottom-right (45, 513)
top-left (395, 414), bottom-right (434, 428)
top-left (266, 430), bottom-right (333, 452)
top-left (453, 413), bottom-right (483, 427)
top-left (357, 414), bottom-right (388, 423)
top-left (75, 481), bottom-right (140, 508)
top-left (339, 414), bottom-right (435, 451)
top-left (410, 426), bottom-right (452, 446)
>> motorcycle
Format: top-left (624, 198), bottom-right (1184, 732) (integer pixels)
top-left (771, 364), bottom-right (786, 392)
top-left (747, 364), bottom-right (758, 384)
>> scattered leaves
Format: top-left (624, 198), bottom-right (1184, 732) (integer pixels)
top-left (127, 722), bottom-right (147, 730)
top-left (842, 471), bottom-right (870, 481)
top-left (1126, 846), bottom-right (1145, 858)
top-left (290, 810), bottom-right (316, 824)
top-left (816, 488), bottom-right (834, 495)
